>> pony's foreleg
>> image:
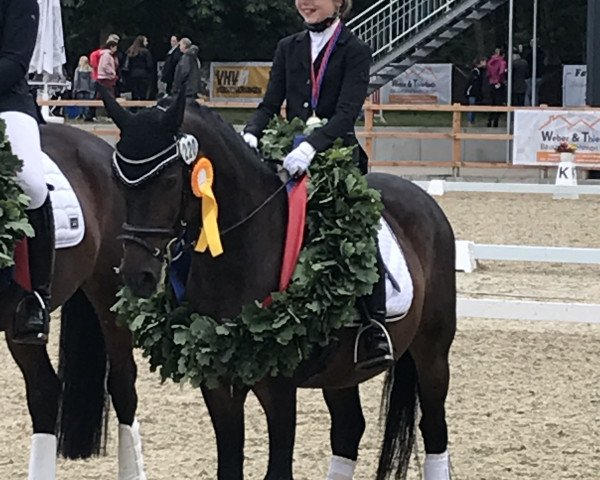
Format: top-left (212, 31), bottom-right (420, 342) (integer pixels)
top-left (411, 345), bottom-right (452, 480)
top-left (202, 384), bottom-right (249, 480)
top-left (97, 312), bottom-right (146, 480)
top-left (322, 387), bottom-right (365, 479)
top-left (6, 337), bottom-right (60, 480)
top-left (253, 378), bottom-right (297, 480)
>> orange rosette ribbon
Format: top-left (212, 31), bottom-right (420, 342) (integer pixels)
top-left (191, 157), bottom-right (223, 257)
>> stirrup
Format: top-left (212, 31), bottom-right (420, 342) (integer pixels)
top-left (12, 291), bottom-right (49, 346)
top-left (353, 318), bottom-right (394, 370)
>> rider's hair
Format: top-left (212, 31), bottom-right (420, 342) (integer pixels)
top-left (339, 0), bottom-right (353, 18)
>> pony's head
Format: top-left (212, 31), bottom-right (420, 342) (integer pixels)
top-left (101, 88), bottom-right (192, 298)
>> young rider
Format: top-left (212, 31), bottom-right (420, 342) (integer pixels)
top-left (243, 0), bottom-right (392, 369)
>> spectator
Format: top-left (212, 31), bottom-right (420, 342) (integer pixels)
top-left (97, 40), bottom-right (119, 95)
top-left (86, 33), bottom-right (120, 121)
top-left (486, 47), bottom-right (507, 128)
top-left (511, 49), bottom-right (529, 106)
top-left (465, 57), bottom-right (486, 126)
top-left (73, 55), bottom-right (94, 120)
top-left (161, 35), bottom-right (183, 95)
top-left (525, 40), bottom-right (545, 106)
top-left (172, 38), bottom-right (202, 98)
top-left (125, 35), bottom-right (154, 107)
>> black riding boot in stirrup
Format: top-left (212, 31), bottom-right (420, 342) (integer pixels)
top-left (354, 251), bottom-right (394, 370)
top-left (13, 195), bottom-right (54, 345)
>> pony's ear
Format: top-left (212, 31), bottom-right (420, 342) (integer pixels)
top-left (163, 88), bottom-right (187, 131)
top-left (97, 84), bottom-right (133, 130)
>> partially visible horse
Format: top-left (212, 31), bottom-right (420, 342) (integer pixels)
top-left (0, 123), bottom-right (147, 479)
top-left (102, 90), bottom-right (456, 480)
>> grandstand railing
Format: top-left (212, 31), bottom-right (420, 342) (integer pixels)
top-left (346, 0), bottom-right (460, 64)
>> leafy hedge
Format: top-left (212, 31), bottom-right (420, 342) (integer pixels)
top-left (0, 119), bottom-right (33, 268)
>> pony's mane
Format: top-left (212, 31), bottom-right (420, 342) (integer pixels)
top-left (158, 98), bottom-right (276, 179)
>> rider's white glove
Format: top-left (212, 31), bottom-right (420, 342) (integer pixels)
top-left (283, 141), bottom-right (316, 176)
top-left (242, 132), bottom-right (258, 149)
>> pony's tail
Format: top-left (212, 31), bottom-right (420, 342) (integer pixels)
top-left (57, 288), bottom-right (109, 459)
top-left (376, 352), bottom-right (418, 480)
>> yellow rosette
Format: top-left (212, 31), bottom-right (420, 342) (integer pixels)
top-left (191, 158), bottom-right (223, 257)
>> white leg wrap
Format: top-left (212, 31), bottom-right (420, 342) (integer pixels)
top-left (326, 455), bottom-right (357, 480)
top-left (118, 419), bottom-right (147, 480)
top-left (424, 450), bottom-right (451, 480)
top-left (28, 434), bottom-right (57, 480)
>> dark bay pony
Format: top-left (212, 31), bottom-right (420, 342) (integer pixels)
top-left (0, 123), bottom-right (147, 479)
top-left (102, 90), bottom-right (456, 480)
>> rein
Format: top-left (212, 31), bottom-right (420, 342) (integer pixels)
top-left (220, 180), bottom-right (289, 236)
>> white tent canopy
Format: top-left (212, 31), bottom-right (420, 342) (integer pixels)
top-left (29, 0), bottom-right (66, 76)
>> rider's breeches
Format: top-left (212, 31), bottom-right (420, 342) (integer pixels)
top-left (0, 111), bottom-right (48, 209)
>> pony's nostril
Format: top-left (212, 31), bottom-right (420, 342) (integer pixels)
top-left (140, 271), bottom-right (157, 288)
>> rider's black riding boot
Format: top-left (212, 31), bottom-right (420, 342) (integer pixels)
top-left (13, 194), bottom-right (54, 345)
top-left (355, 251), bottom-right (394, 370)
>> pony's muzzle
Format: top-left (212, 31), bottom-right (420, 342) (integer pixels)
top-left (123, 269), bottom-right (159, 299)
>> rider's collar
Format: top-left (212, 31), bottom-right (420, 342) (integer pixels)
top-left (304, 14), bottom-right (339, 33)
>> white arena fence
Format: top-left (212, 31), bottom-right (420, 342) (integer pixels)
top-left (454, 241), bottom-right (600, 323)
top-left (413, 180), bottom-right (600, 197)
top-left (416, 181), bottom-right (600, 324)
top-left (457, 298), bottom-right (600, 324)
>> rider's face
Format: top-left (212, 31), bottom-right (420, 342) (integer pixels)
top-left (295, 0), bottom-right (341, 24)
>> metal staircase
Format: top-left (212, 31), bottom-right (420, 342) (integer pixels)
top-left (347, 0), bottom-right (507, 94)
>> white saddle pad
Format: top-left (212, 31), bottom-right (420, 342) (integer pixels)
top-left (347, 218), bottom-right (414, 327)
top-left (379, 218), bottom-right (414, 321)
top-left (42, 153), bottom-right (85, 249)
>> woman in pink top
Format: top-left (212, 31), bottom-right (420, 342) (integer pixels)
top-left (97, 40), bottom-right (119, 95)
top-left (486, 47), bottom-right (507, 127)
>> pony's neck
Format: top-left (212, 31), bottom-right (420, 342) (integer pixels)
top-left (182, 112), bottom-right (288, 319)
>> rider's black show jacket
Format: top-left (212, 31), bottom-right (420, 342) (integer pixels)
top-left (245, 24), bottom-right (371, 169)
top-left (0, 0), bottom-right (39, 118)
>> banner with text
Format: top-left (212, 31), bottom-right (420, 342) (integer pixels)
top-left (210, 62), bottom-right (272, 102)
top-left (513, 109), bottom-right (600, 165)
top-left (380, 64), bottom-right (452, 105)
top-left (563, 65), bottom-right (586, 107)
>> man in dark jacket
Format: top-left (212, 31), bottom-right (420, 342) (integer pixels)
top-left (465, 57), bottom-right (486, 126)
top-left (161, 35), bottom-right (182, 95)
top-left (172, 38), bottom-right (202, 98)
top-left (512, 49), bottom-right (529, 106)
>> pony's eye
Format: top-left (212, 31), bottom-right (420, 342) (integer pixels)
top-left (164, 176), bottom-right (178, 188)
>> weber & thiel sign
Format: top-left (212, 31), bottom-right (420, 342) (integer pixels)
top-left (210, 62), bottom-right (272, 102)
top-left (513, 110), bottom-right (600, 166)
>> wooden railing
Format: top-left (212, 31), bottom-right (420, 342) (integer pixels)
top-left (38, 99), bottom-right (600, 171)
top-left (362, 102), bottom-right (600, 171)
